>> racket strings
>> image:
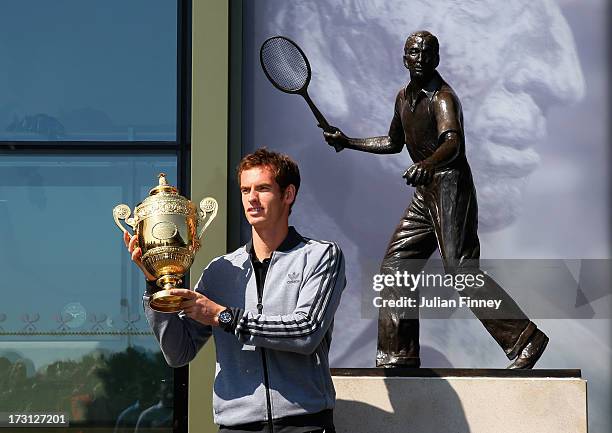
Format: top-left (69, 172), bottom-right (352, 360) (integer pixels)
top-left (261, 38), bottom-right (309, 92)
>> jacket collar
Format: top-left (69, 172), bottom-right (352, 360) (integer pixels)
top-left (245, 226), bottom-right (304, 261)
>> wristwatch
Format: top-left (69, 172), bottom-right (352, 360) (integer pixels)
top-left (217, 308), bottom-right (234, 331)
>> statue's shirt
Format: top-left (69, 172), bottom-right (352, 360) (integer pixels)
top-left (389, 71), bottom-right (466, 167)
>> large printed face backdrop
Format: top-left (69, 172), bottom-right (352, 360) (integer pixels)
top-left (242, 0), bottom-right (609, 431)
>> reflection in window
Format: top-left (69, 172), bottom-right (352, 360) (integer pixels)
top-left (0, 155), bottom-right (176, 430)
top-left (0, 0), bottom-right (177, 141)
top-left (0, 346), bottom-right (173, 431)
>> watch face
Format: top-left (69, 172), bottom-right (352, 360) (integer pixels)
top-left (218, 310), bottom-right (232, 324)
top-left (61, 302), bottom-right (87, 329)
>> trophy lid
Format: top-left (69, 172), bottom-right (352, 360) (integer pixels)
top-left (149, 173), bottom-right (179, 196)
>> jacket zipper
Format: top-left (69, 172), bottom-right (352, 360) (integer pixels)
top-left (259, 323), bottom-right (274, 432)
top-left (256, 254), bottom-right (274, 433)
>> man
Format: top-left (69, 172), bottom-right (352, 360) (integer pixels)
top-left (133, 381), bottom-right (173, 432)
top-left (124, 148), bottom-right (345, 432)
top-left (324, 31), bottom-right (547, 369)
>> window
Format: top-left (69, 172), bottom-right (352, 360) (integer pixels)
top-left (0, 1), bottom-right (190, 432)
top-left (0, 0), bottom-right (178, 142)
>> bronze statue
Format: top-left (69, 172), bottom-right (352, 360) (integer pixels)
top-left (324, 31), bottom-right (548, 369)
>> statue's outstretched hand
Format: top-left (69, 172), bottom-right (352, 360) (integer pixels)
top-left (403, 161), bottom-right (435, 186)
top-left (323, 126), bottom-right (347, 152)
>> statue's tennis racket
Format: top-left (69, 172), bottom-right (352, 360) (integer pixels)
top-left (260, 36), bottom-right (342, 152)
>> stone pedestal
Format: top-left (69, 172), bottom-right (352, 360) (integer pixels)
top-left (332, 368), bottom-right (587, 433)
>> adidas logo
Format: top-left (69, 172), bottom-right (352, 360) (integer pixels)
top-left (287, 272), bottom-right (301, 284)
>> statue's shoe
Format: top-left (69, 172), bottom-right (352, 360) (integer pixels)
top-left (376, 356), bottom-right (421, 368)
top-left (507, 329), bottom-right (549, 369)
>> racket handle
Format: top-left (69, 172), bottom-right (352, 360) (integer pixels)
top-left (318, 124), bottom-right (343, 152)
top-left (302, 91), bottom-right (343, 152)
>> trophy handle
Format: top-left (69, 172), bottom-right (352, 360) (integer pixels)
top-left (113, 204), bottom-right (137, 235)
top-left (197, 197), bottom-right (218, 239)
